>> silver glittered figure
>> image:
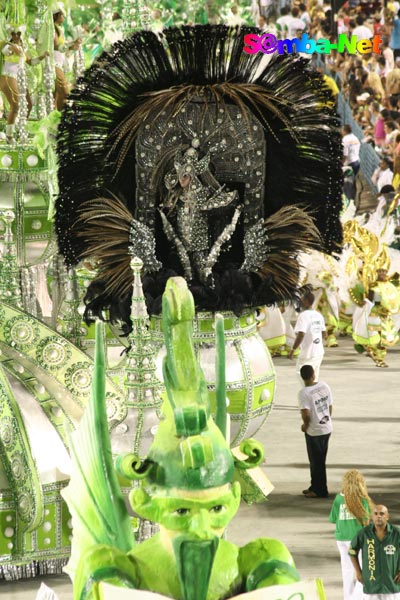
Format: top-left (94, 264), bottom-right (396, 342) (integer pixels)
top-left (159, 138), bottom-right (242, 284)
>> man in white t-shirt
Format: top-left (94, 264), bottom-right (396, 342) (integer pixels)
top-left (287, 7), bottom-right (306, 38)
top-left (276, 6), bottom-right (292, 35)
top-left (350, 15), bottom-right (373, 41)
top-left (342, 124), bottom-right (361, 201)
top-left (298, 364), bottom-right (333, 498)
top-left (289, 292), bottom-right (326, 381)
top-left (342, 124), bottom-right (361, 174)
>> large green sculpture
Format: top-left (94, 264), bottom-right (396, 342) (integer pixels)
top-left (63, 277), bottom-right (318, 600)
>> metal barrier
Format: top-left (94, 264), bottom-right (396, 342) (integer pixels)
top-left (314, 56), bottom-right (379, 190)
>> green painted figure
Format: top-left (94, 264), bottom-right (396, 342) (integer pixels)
top-left (63, 277), bottom-right (301, 600)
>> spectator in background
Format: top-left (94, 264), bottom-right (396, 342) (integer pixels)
top-left (329, 470), bottom-right (374, 600)
top-left (351, 15), bottom-right (373, 41)
top-left (389, 9), bottom-right (400, 59)
top-left (382, 39), bottom-right (395, 71)
top-left (379, 184), bottom-right (397, 210)
top-left (257, 14), bottom-right (278, 36)
top-left (299, 3), bottom-right (311, 26)
top-left (370, 101), bottom-right (383, 128)
top-left (392, 132), bottom-right (400, 187)
top-left (386, 66), bottom-right (400, 96)
top-left (383, 121), bottom-right (399, 153)
top-left (342, 125), bottom-right (361, 201)
top-left (326, 49), bottom-right (345, 86)
top-left (257, 14), bottom-right (268, 30)
top-left (342, 124), bottom-right (361, 176)
top-left (374, 109), bottom-right (389, 147)
top-left (338, 9), bottom-right (349, 34)
top-left (226, 4), bottom-right (245, 26)
top-left (348, 0), bottom-right (359, 9)
top-left (365, 72), bottom-right (386, 100)
top-left (387, 95), bottom-right (400, 119)
top-left (276, 6), bottom-right (292, 36)
top-left (375, 56), bottom-right (389, 80)
top-left (372, 157), bottom-right (394, 191)
top-left (259, 0), bottom-right (275, 20)
top-left (250, 0), bottom-right (260, 25)
top-left (307, 0), bottom-right (320, 21)
top-left (356, 95), bottom-right (373, 129)
top-left (348, 66), bottom-right (367, 107)
top-left (287, 6), bottom-right (306, 37)
top-left (373, 14), bottom-right (384, 37)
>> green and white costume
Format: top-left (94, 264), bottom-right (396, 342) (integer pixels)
top-left (329, 493), bottom-right (371, 600)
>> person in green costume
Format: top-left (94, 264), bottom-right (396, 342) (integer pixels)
top-left (63, 276), bottom-right (303, 600)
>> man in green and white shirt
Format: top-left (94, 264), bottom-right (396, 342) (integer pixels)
top-left (349, 505), bottom-right (400, 599)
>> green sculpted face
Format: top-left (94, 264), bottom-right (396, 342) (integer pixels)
top-left (130, 482), bottom-right (241, 541)
top-left (131, 481), bottom-right (242, 600)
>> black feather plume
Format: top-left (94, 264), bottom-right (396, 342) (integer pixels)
top-left (55, 25), bottom-right (343, 320)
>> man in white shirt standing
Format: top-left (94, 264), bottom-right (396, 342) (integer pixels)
top-left (298, 364), bottom-right (333, 498)
top-left (342, 124), bottom-right (361, 175)
top-left (289, 292), bottom-right (327, 382)
top-left (342, 124), bottom-right (361, 201)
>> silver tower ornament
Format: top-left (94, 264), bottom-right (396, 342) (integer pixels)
top-left (0, 211), bottom-right (22, 307)
top-left (124, 256), bottom-right (163, 456)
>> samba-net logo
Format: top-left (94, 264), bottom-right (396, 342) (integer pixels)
top-left (243, 33), bottom-right (383, 56)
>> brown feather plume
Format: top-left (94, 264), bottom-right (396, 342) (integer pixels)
top-left (258, 206), bottom-right (322, 298)
top-left (75, 197), bottom-right (134, 299)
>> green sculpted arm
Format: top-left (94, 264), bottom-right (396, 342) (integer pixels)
top-left (74, 544), bottom-right (139, 600)
top-left (238, 538), bottom-right (300, 591)
top-left (62, 322), bottom-right (136, 599)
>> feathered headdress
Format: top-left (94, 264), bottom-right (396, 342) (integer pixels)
top-left (4, 0), bottom-right (26, 34)
top-left (55, 25), bottom-right (343, 321)
top-left (5, 23), bottom-right (26, 33)
top-left (52, 1), bottom-right (65, 15)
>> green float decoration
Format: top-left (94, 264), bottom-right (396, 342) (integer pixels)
top-left (62, 276), bottom-right (326, 600)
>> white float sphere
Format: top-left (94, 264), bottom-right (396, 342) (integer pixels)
top-left (26, 154), bottom-right (39, 167)
top-left (1, 155), bottom-right (12, 168)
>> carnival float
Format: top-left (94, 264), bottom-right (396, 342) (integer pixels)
top-left (0, 0), bottom-right (345, 591)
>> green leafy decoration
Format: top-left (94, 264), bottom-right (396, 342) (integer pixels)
top-left (62, 321), bottom-right (135, 580)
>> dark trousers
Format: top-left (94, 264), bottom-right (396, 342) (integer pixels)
top-left (305, 433), bottom-right (330, 497)
top-left (349, 160), bottom-right (360, 176)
